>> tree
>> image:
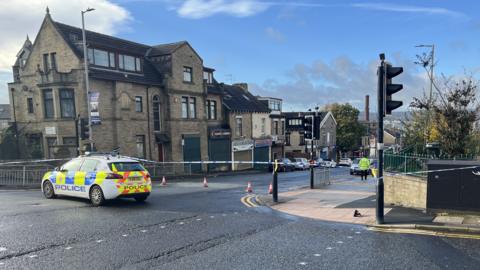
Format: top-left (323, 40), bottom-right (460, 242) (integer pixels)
top-left (325, 103), bottom-right (365, 157)
top-left (411, 76), bottom-right (480, 157)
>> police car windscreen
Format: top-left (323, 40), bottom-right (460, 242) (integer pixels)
top-left (109, 162), bottom-right (145, 172)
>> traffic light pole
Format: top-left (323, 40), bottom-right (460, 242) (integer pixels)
top-left (376, 55), bottom-right (385, 224)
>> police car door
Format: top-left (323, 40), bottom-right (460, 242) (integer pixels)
top-left (56, 158), bottom-right (84, 197)
top-left (78, 158), bottom-right (100, 199)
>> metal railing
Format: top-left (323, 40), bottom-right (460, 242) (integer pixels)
top-left (0, 165), bottom-right (54, 186)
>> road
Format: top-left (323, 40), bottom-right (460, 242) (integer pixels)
top-left (0, 167), bottom-right (479, 269)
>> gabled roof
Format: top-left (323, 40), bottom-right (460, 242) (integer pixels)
top-left (209, 83), bottom-right (269, 113)
top-left (0, 105), bottom-right (11, 120)
top-left (148, 41), bottom-right (187, 56)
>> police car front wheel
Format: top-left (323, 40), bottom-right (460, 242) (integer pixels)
top-left (90, 186), bottom-right (105, 207)
top-left (42, 181), bottom-right (55, 199)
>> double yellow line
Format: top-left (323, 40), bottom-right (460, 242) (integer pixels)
top-left (241, 195), bottom-right (259, 208)
top-left (370, 227), bottom-right (480, 240)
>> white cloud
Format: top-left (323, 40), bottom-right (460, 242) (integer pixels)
top-left (265, 27), bottom-right (285, 42)
top-left (176, 0), bottom-right (269, 19)
top-left (0, 0), bottom-right (131, 104)
top-left (352, 3), bottom-right (467, 18)
top-left (250, 55), bottom-right (429, 112)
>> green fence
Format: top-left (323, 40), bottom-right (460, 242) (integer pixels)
top-left (384, 153), bottom-right (476, 177)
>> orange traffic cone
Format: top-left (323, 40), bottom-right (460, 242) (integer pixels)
top-left (246, 181), bottom-right (253, 193)
top-left (161, 176), bottom-right (167, 186)
top-left (268, 183), bottom-right (273, 194)
top-left (203, 177), bottom-right (208, 188)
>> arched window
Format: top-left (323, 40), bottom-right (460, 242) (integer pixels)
top-left (153, 95), bottom-right (161, 131)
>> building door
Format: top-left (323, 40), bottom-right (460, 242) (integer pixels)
top-left (254, 147), bottom-right (269, 170)
top-left (158, 144), bottom-right (164, 162)
top-left (208, 138), bottom-right (230, 171)
top-left (183, 136), bottom-right (201, 173)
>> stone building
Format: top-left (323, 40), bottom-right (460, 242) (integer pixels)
top-left (256, 96), bottom-right (285, 159)
top-left (7, 10), bottom-right (219, 167)
top-left (209, 83), bottom-right (271, 171)
top-left (284, 111), bottom-right (337, 159)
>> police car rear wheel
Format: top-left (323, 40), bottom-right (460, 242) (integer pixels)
top-left (90, 186), bottom-right (105, 206)
top-left (134, 195), bottom-right (148, 202)
top-left (43, 181), bottom-right (55, 199)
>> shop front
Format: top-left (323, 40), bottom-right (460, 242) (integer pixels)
top-left (254, 138), bottom-right (272, 170)
top-left (208, 128), bottom-right (231, 172)
top-left (232, 139), bottom-right (254, 171)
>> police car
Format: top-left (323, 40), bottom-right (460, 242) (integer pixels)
top-left (41, 154), bottom-right (152, 206)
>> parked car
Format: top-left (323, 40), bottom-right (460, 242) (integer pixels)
top-left (269, 158), bottom-right (295, 172)
top-left (350, 158), bottom-right (361, 175)
top-left (293, 158), bottom-right (310, 170)
top-left (338, 158), bottom-right (352, 167)
top-left (309, 159), bottom-right (320, 168)
top-left (321, 158), bottom-right (337, 168)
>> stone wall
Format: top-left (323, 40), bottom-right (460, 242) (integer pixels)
top-left (384, 174), bottom-right (427, 209)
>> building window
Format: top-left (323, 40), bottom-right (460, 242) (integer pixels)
top-left (281, 120), bottom-right (285, 135)
top-left (300, 133), bottom-right (305, 145)
top-left (43, 53), bottom-right (49, 72)
top-left (269, 100), bottom-right (281, 111)
top-left (153, 95), bottom-right (161, 131)
top-left (43, 89), bottom-right (54, 119)
top-left (206, 100), bottom-right (216, 120)
top-left (59, 89), bottom-right (75, 118)
top-left (63, 137), bottom-right (77, 145)
top-left (183, 66), bottom-right (192, 82)
top-left (119, 54), bottom-right (141, 72)
top-left (181, 97), bottom-right (188, 118)
top-left (109, 52), bottom-right (115, 68)
top-left (189, 97), bottom-right (196, 118)
top-left (285, 133), bottom-right (290, 145)
top-left (135, 96), bottom-right (143, 112)
top-left (46, 137), bottom-right (57, 159)
top-left (235, 117), bottom-right (243, 137)
top-left (50, 53), bottom-right (57, 71)
top-left (27, 98), bottom-right (34, 114)
top-left (203, 71), bottom-right (213, 84)
top-left (261, 118), bottom-right (266, 134)
top-left (136, 135), bottom-right (145, 158)
top-left (273, 120), bottom-right (279, 135)
top-left (289, 119), bottom-right (302, 126)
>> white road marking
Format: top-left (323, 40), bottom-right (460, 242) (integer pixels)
top-left (179, 222), bottom-right (185, 225)
top-left (160, 226), bottom-right (166, 229)
top-left (347, 236), bottom-right (353, 239)
top-left (337, 241), bottom-right (344, 244)
top-left (0, 262), bottom-right (4, 265)
top-left (222, 214), bottom-right (227, 217)
top-left (28, 255), bottom-right (38, 258)
top-left (355, 231), bottom-right (361, 234)
top-left (196, 218), bottom-right (202, 221)
top-left (234, 212), bottom-right (239, 215)
top-left (326, 247), bottom-right (333, 250)
top-left (141, 230), bottom-right (148, 233)
top-left (96, 240), bottom-right (104, 243)
top-left (371, 199), bottom-right (376, 202)
top-left (0, 247), bottom-right (7, 252)
top-left (314, 254), bottom-right (321, 257)
top-left (298, 262), bottom-right (307, 266)
top-left (65, 246), bottom-right (72, 250)
top-left (122, 234), bottom-right (128, 237)
top-left (210, 216), bottom-right (215, 218)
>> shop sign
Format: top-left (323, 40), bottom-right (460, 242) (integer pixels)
top-left (232, 139), bottom-right (254, 152)
top-left (254, 138), bottom-right (272, 148)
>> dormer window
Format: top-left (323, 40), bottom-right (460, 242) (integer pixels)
top-left (119, 54), bottom-right (141, 72)
top-left (88, 48), bottom-right (116, 68)
top-left (203, 71), bottom-right (213, 84)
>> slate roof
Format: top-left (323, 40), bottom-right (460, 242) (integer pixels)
top-left (0, 105), bottom-right (11, 120)
top-left (148, 42), bottom-right (187, 56)
top-left (52, 20), bottom-right (169, 86)
top-left (208, 84), bottom-right (269, 113)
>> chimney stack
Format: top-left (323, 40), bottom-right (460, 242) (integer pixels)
top-left (365, 95), bottom-right (370, 122)
top-left (233, 83), bottom-right (248, 92)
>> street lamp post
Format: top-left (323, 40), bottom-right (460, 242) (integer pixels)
top-left (415, 44), bottom-right (435, 146)
top-left (81, 7), bottom-right (95, 151)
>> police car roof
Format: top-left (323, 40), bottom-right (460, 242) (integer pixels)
top-left (80, 154), bottom-right (140, 163)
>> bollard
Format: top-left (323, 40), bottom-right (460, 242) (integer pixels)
top-left (22, 166), bottom-right (26, 186)
top-left (310, 165), bottom-right (314, 189)
top-left (273, 169), bottom-right (278, 203)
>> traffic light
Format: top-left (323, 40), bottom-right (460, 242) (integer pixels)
top-left (79, 118), bottom-right (89, 140)
top-left (384, 63), bottom-right (403, 115)
top-left (303, 115), bottom-right (314, 140)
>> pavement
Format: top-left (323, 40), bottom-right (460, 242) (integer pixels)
top-left (260, 173), bottom-right (480, 236)
top-left (0, 168), bottom-right (480, 269)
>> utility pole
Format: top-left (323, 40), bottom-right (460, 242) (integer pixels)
top-left (81, 8), bottom-right (95, 151)
top-left (377, 54), bottom-right (386, 224)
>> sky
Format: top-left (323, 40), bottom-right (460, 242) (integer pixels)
top-left (0, 0), bottom-right (479, 112)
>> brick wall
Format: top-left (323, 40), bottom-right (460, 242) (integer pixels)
top-left (384, 174), bottom-right (427, 209)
